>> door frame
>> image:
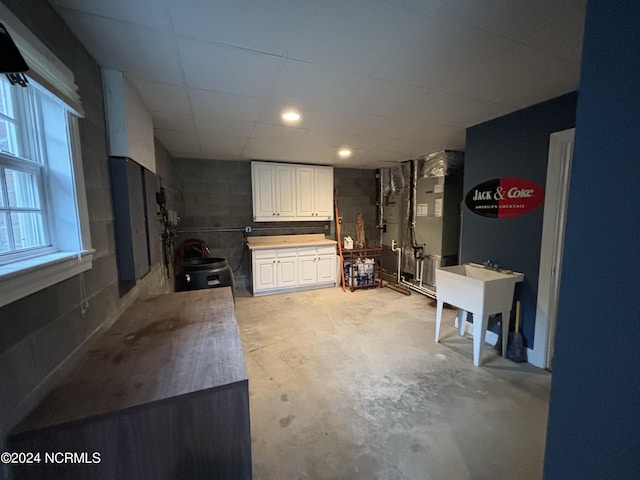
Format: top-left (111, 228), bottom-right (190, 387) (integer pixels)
top-left (529, 128), bottom-right (575, 369)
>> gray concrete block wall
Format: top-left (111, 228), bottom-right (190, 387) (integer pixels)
top-left (334, 168), bottom-right (379, 248)
top-left (0, 0), bottom-right (174, 443)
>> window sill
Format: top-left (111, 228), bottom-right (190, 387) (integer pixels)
top-left (0, 250), bottom-right (94, 308)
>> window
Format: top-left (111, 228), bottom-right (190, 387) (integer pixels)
top-left (0, 76), bottom-right (50, 259)
top-left (0, 5), bottom-right (92, 308)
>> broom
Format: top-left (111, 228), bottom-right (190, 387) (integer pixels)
top-left (506, 300), bottom-right (526, 362)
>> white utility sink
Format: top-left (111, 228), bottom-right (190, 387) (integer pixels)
top-left (435, 263), bottom-right (524, 366)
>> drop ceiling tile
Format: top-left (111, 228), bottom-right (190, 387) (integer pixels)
top-left (154, 129), bottom-right (199, 149)
top-left (55, 10), bottom-right (183, 84)
top-left (168, 0), bottom-right (307, 56)
top-left (243, 138), bottom-right (284, 160)
top-left (369, 15), bottom-right (516, 89)
top-left (199, 135), bottom-right (249, 151)
top-left (435, 0), bottom-right (560, 41)
top-left (311, 110), bottom-right (383, 138)
top-left (199, 135), bottom-right (248, 160)
top-left (521, 0), bottom-right (586, 62)
top-left (179, 38), bottom-right (282, 96)
top-left (157, 138), bottom-right (201, 156)
top-left (392, 88), bottom-right (515, 127)
top-left (443, 43), bottom-right (581, 107)
top-left (338, 78), bottom-right (424, 117)
top-left (284, 0), bottom-right (424, 73)
top-left (251, 123), bottom-right (308, 141)
top-left (151, 111), bottom-right (194, 132)
top-left (278, 143), bottom-right (327, 163)
top-left (173, 151), bottom-right (231, 160)
top-left (51, 0), bottom-right (173, 29)
top-left (194, 116), bottom-right (254, 138)
top-left (128, 78), bottom-right (191, 114)
top-left (297, 129), bottom-right (351, 151)
top-left (267, 61), bottom-right (364, 109)
top-left (255, 100), bottom-right (327, 129)
top-left (383, 0), bottom-right (449, 16)
top-left (363, 117), bottom-right (431, 141)
top-left (188, 89), bottom-right (264, 122)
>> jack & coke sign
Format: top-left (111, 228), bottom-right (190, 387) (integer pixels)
top-left (465, 177), bottom-right (544, 218)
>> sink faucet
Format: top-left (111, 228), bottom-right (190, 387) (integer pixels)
top-left (483, 260), bottom-right (500, 270)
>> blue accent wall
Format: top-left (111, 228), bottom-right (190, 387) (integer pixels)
top-left (544, 1), bottom-right (640, 478)
top-left (461, 93), bottom-right (577, 349)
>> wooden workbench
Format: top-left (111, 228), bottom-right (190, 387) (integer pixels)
top-left (8, 288), bottom-right (251, 480)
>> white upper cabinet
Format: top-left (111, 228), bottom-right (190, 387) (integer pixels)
top-left (252, 162), bottom-right (296, 221)
top-left (312, 166), bottom-right (334, 219)
top-left (252, 161), bottom-right (333, 222)
top-left (295, 165), bottom-right (334, 220)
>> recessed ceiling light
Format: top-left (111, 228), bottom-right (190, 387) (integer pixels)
top-left (338, 148), bottom-right (352, 159)
top-left (281, 110), bottom-right (301, 123)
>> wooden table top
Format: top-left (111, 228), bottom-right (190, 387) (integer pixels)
top-left (12, 287), bottom-right (246, 436)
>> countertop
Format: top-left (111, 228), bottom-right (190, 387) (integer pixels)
top-left (246, 234), bottom-right (337, 250)
top-left (11, 288), bottom-right (244, 436)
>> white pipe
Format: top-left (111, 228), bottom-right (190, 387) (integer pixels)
top-left (391, 238), bottom-right (436, 298)
top-left (400, 277), bottom-right (437, 299)
top-left (391, 239), bottom-right (401, 284)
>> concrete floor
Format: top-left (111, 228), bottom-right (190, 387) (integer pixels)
top-left (235, 286), bottom-right (551, 480)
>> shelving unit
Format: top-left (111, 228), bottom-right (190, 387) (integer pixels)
top-left (342, 246), bottom-right (383, 292)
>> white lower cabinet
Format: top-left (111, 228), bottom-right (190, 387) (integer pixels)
top-left (317, 249), bottom-right (337, 283)
top-left (276, 250), bottom-right (298, 288)
top-left (297, 246), bottom-right (336, 286)
top-left (252, 245), bottom-right (336, 296)
top-left (253, 249), bottom-right (297, 291)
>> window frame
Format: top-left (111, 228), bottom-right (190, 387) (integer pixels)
top-left (0, 5), bottom-right (93, 308)
top-left (0, 77), bottom-right (55, 262)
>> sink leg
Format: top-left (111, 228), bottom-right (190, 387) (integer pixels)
top-left (435, 299), bottom-right (444, 342)
top-left (501, 310), bottom-right (511, 357)
top-left (473, 313), bottom-right (490, 366)
top-left (457, 309), bottom-right (467, 336)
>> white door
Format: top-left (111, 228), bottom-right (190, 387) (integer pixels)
top-left (296, 167), bottom-right (315, 217)
top-left (277, 251), bottom-right (298, 287)
top-left (313, 166), bottom-right (334, 219)
top-left (298, 249), bottom-right (317, 285)
top-left (531, 128), bottom-right (575, 369)
top-left (276, 165), bottom-right (296, 218)
top-left (317, 254), bottom-right (336, 283)
top-left (254, 256), bottom-right (277, 291)
top-left (252, 163), bottom-right (276, 220)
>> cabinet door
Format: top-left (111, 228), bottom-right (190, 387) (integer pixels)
top-left (277, 250), bottom-right (298, 287)
top-left (295, 167), bottom-right (315, 218)
top-left (317, 253), bottom-right (337, 283)
top-left (275, 165), bottom-right (296, 218)
top-left (297, 248), bottom-right (317, 285)
top-left (252, 162), bottom-right (276, 220)
top-left (313, 166), bottom-right (334, 220)
top-left (253, 254), bottom-right (278, 291)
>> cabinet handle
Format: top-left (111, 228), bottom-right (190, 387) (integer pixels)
top-left (272, 212), bottom-right (276, 216)
top-left (277, 213), bottom-right (280, 216)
